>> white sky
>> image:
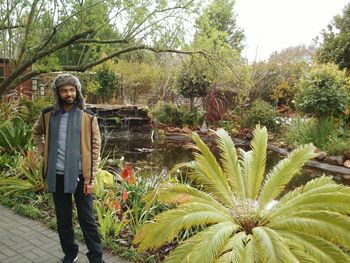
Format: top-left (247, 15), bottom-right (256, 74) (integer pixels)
top-left (235, 0), bottom-right (350, 62)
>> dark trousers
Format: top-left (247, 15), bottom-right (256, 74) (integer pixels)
top-left (53, 174), bottom-right (103, 263)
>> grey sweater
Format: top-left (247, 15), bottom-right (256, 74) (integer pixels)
top-left (56, 111), bottom-right (82, 175)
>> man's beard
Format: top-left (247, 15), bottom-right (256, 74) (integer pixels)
top-left (61, 97), bottom-right (76, 105)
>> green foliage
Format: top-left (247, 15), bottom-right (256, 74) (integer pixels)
top-left (283, 117), bottom-right (315, 147)
top-left (242, 99), bottom-right (279, 131)
top-left (134, 126), bottom-right (350, 263)
top-left (95, 200), bottom-right (127, 239)
top-left (0, 151), bottom-right (46, 196)
top-left (0, 118), bottom-right (32, 154)
top-left (283, 116), bottom-right (350, 155)
top-left (151, 102), bottom-right (205, 127)
top-left (115, 60), bottom-right (162, 104)
top-left (195, 0), bottom-right (244, 51)
top-left (0, 152), bottom-right (18, 172)
top-left (18, 98), bottom-right (52, 124)
top-left (96, 64), bottom-right (119, 98)
top-left (0, 99), bottom-right (26, 122)
top-left (94, 169), bottom-right (115, 199)
top-left (14, 204), bottom-right (43, 220)
top-left (151, 102), bottom-right (182, 126)
top-left (178, 59), bottom-right (211, 109)
top-left (316, 3), bottom-right (350, 70)
top-left (295, 63), bottom-right (350, 118)
top-left (250, 57), bottom-right (308, 107)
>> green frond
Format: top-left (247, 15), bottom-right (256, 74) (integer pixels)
top-left (134, 202), bottom-right (236, 251)
top-left (246, 125), bottom-right (267, 199)
top-left (269, 211), bottom-right (350, 248)
top-left (238, 148), bottom-right (252, 196)
top-left (268, 184), bottom-right (350, 218)
top-left (278, 231), bottom-right (350, 263)
top-left (0, 178), bottom-right (34, 196)
top-left (170, 151), bottom-right (233, 206)
top-left (288, 247), bottom-right (319, 263)
top-left (264, 176), bottom-right (346, 218)
top-left (216, 231), bottom-right (247, 263)
top-left (215, 128), bottom-right (245, 197)
top-left (170, 161), bottom-right (225, 203)
top-left (191, 132), bottom-right (233, 203)
top-left (142, 183), bottom-right (229, 214)
top-left (167, 222), bottom-right (238, 263)
top-left (259, 144), bottom-right (318, 205)
top-left (241, 236), bottom-right (255, 263)
top-left (164, 233), bottom-right (202, 263)
top-left (253, 226), bottom-right (296, 263)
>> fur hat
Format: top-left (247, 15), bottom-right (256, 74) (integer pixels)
top-left (52, 73), bottom-right (86, 112)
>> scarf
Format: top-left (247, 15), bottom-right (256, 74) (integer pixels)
top-left (46, 105), bottom-right (82, 193)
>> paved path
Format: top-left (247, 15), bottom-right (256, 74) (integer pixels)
top-left (0, 205), bottom-right (128, 263)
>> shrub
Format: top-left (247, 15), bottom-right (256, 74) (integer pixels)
top-left (14, 204), bottom-right (43, 220)
top-left (283, 116), bottom-right (350, 154)
top-left (151, 102), bottom-right (205, 127)
top-left (19, 98), bottom-right (52, 124)
top-left (0, 150), bottom-right (46, 196)
top-left (0, 118), bottom-right (32, 154)
top-left (180, 107), bottom-right (205, 127)
top-left (151, 102), bottom-right (182, 126)
top-left (283, 116), bottom-right (316, 147)
top-left (242, 99), bottom-right (279, 131)
top-left (295, 63), bottom-right (350, 118)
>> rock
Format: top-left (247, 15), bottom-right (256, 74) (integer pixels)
top-left (344, 160), bottom-right (350, 168)
top-left (278, 141), bottom-right (288, 148)
top-left (344, 150), bottom-right (350, 160)
top-left (324, 155), bottom-right (345, 166)
top-left (200, 121), bottom-right (208, 133)
top-left (343, 175), bottom-right (350, 180)
top-left (245, 133), bottom-right (253, 140)
top-left (316, 151), bottom-right (327, 160)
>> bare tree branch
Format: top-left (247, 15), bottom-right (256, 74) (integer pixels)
top-left (62, 45), bottom-right (205, 72)
top-left (75, 38), bottom-right (129, 44)
top-left (17, 0), bottom-right (40, 64)
top-left (0, 24), bottom-right (22, 30)
top-left (0, 28), bottom-right (94, 96)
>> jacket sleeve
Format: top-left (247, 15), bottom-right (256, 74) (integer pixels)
top-left (32, 114), bottom-right (45, 156)
top-left (89, 116), bottom-right (101, 185)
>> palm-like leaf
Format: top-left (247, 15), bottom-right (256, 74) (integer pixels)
top-left (134, 125), bottom-right (350, 262)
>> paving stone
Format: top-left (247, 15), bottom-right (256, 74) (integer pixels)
top-left (1, 254), bottom-right (29, 263)
top-left (0, 205), bottom-right (127, 263)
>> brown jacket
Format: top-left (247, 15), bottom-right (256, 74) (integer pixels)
top-left (32, 107), bottom-right (101, 185)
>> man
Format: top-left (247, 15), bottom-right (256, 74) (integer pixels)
top-left (32, 74), bottom-right (105, 263)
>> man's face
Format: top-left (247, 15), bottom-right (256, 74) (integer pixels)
top-left (58, 85), bottom-right (76, 104)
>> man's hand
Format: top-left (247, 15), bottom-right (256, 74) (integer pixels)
top-left (84, 183), bottom-right (94, 195)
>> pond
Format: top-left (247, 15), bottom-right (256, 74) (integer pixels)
top-left (102, 131), bottom-right (350, 190)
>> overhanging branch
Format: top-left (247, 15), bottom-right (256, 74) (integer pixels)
top-left (62, 45), bottom-right (206, 72)
top-left (75, 38), bottom-right (129, 44)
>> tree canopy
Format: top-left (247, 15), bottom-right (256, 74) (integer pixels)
top-left (0, 0), bottom-right (202, 96)
top-left (316, 3), bottom-right (350, 71)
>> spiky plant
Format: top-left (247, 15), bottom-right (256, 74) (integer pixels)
top-left (134, 125), bottom-right (350, 263)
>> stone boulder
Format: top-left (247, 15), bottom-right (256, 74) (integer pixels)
top-left (324, 155), bottom-right (345, 166)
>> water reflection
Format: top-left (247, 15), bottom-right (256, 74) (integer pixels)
top-left (102, 132), bottom-right (349, 189)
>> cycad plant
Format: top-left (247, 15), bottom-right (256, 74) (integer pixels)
top-left (134, 125), bottom-right (350, 263)
top-left (0, 150), bottom-right (46, 196)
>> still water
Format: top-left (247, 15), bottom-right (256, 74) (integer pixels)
top-left (102, 132), bottom-right (348, 189)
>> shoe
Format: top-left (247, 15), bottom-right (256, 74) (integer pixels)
top-left (62, 254), bottom-right (78, 263)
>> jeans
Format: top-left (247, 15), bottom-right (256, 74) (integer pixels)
top-left (53, 174), bottom-right (103, 263)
